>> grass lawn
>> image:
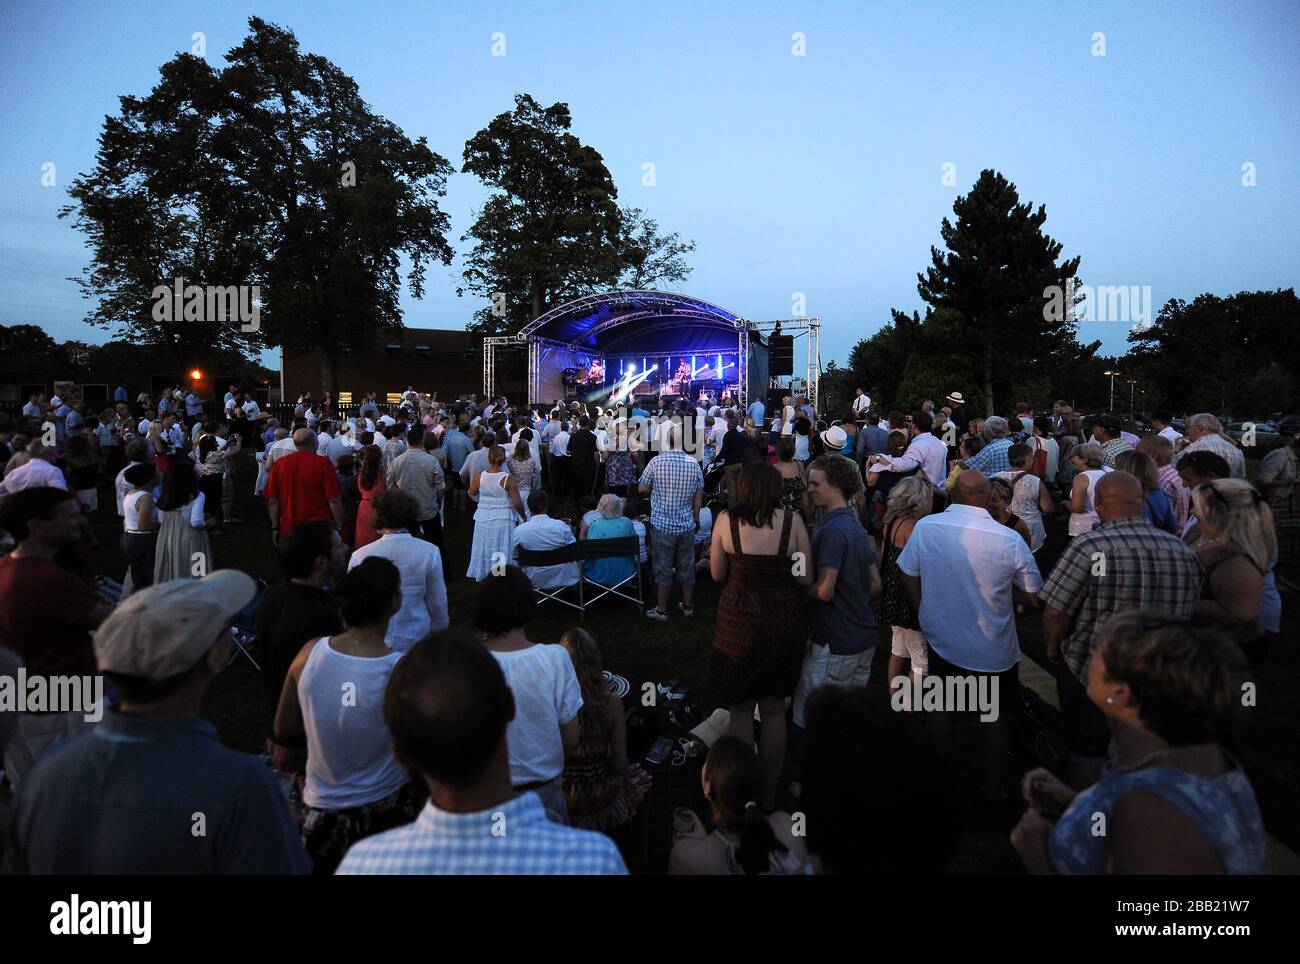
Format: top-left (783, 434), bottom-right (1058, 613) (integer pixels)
top-left (83, 450), bottom-right (1300, 869)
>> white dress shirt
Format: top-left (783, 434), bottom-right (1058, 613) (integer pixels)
top-left (871, 431), bottom-right (948, 488)
top-left (347, 532), bottom-right (449, 652)
top-left (896, 504), bottom-right (1043, 672)
top-left (1, 458), bottom-right (67, 494)
top-left (853, 394), bottom-right (871, 415)
top-left (550, 431), bottom-right (570, 457)
top-left (512, 514), bottom-right (581, 590)
top-left (1158, 426), bottom-right (1183, 444)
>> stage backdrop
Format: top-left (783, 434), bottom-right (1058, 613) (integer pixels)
top-left (535, 343), bottom-right (595, 405)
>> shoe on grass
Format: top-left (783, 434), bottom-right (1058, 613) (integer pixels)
top-left (677, 603), bottom-right (695, 618)
top-left (644, 607), bottom-right (669, 622)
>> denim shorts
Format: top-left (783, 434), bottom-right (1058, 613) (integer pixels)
top-left (651, 528), bottom-right (696, 586)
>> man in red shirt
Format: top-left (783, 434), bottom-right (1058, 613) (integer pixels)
top-left (265, 429), bottom-right (342, 544)
top-left (0, 486), bottom-right (114, 789)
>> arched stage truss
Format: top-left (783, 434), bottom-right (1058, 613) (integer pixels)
top-left (483, 290), bottom-right (820, 408)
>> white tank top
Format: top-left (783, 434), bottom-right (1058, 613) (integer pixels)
top-left (474, 469), bottom-right (515, 521)
top-left (1069, 467), bottom-right (1113, 537)
top-left (299, 637), bottom-right (407, 810)
top-left (123, 489), bottom-right (156, 531)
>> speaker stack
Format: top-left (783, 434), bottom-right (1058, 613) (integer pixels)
top-left (768, 335), bottom-right (794, 376)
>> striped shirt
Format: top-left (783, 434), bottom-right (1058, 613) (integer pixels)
top-left (1041, 517), bottom-right (1203, 683)
top-left (335, 792), bottom-right (627, 875)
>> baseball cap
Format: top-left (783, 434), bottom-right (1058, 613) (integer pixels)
top-left (94, 570), bottom-right (256, 681)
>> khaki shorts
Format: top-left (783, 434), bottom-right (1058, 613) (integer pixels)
top-left (792, 639), bottom-right (875, 728)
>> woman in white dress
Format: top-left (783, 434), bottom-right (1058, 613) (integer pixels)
top-left (153, 456), bottom-right (215, 583)
top-left (468, 446), bottom-right (526, 581)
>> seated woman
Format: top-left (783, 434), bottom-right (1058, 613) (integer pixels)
top-left (1011, 612), bottom-right (1266, 874)
top-left (560, 628), bottom-right (651, 831)
top-left (669, 736), bottom-right (807, 875)
top-left (272, 556), bottom-right (425, 874)
top-left (583, 494), bottom-right (637, 586)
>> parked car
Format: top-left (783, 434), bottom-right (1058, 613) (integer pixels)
top-left (1227, 421), bottom-right (1280, 443)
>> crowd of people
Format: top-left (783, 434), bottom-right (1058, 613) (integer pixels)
top-left (0, 378), bottom-right (1292, 875)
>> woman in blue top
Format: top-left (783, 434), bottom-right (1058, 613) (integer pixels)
top-left (1115, 450), bottom-right (1176, 534)
top-left (1011, 611), bottom-right (1265, 874)
top-left (584, 494), bottom-right (637, 586)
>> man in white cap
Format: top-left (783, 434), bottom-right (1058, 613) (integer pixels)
top-left (945, 392), bottom-right (970, 436)
top-left (2, 571), bottom-right (310, 874)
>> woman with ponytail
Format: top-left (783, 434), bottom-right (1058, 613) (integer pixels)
top-left (668, 736), bottom-right (806, 875)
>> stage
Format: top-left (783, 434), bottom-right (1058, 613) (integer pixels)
top-left (482, 290), bottom-right (821, 410)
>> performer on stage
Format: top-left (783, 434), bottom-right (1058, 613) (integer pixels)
top-left (589, 359), bottom-right (605, 385)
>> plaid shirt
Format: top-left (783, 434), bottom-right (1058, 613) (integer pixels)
top-left (335, 792), bottom-right (627, 875)
top-left (1100, 437), bottom-right (1134, 468)
top-left (1041, 517), bottom-right (1203, 682)
top-left (639, 450), bottom-right (704, 534)
top-left (964, 437), bottom-right (1015, 476)
top-left (1156, 463), bottom-right (1191, 533)
top-left (1174, 434), bottom-right (1247, 479)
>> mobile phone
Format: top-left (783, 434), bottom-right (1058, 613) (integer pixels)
top-left (645, 736), bottom-right (674, 765)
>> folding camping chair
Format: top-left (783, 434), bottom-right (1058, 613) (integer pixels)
top-left (514, 542), bottom-right (585, 614)
top-left (575, 536), bottom-right (643, 618)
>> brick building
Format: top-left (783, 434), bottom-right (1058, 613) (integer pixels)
top-left (281, 328), bottom-right (511, 404)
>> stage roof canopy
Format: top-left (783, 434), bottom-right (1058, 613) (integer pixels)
top-left (520, 290), bottom-right (749, 353)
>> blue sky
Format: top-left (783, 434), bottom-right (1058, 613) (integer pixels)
top-left (1, 0), bottom-right (1296, 371)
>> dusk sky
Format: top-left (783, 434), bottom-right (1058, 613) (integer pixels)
top-left (2, 0), bottom-right (1296, 372)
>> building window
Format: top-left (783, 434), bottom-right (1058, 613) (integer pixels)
top-left (385, 344), bottom-right (401, 358)
top-left (386, 392), bottom-right (402, 404)
top-left (414, 344), bottom-right (430, 360)
top-left (338, 392), bottom-right (354, 406)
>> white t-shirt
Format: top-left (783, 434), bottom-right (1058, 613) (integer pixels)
top-left (491, 644), bottom-right (583, 785)
top-left (1158, 426), bottom-right (1183, 444)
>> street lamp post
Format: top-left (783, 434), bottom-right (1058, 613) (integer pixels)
top-left (1104, 370), bottom-right (1121, 413)
top-left (1127, 380), bottom-right (1137, 421)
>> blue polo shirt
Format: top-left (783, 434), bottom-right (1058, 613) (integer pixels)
top-left (809, 507), bottom-right (877, 655)
top-left (2, 709), bottom-right (310, 874)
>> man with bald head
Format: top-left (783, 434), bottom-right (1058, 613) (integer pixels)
top-left (897, 469), bottom-right (1043, 802)
top-left (265, 427), bottom-right (342, 544)
top-left (1041, 469), bottom-right (1203, 786)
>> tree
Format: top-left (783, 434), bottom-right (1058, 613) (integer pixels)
top-left (614, 206), bottom-right (695, 290)
top-left (0, 324), bottom-right (67, 368)
top-left (917, 170), bottom-right (1092, 414)
top-left (61, 18), bottom-right (454, 393)
top-left (459, 95), bottom-right (695, 334)
top-left (1125, 290), bottom-right (1299, 416)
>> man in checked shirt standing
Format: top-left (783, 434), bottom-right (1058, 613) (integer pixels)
top-left (639, 420), bottom-right (704, 621)
top-left (1041, 471), bottom-right (1203, 789)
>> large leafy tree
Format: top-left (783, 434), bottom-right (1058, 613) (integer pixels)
top-left (615, 206), bottom-right (695, 291)
top-left (459, 94), bottom-right (693, 334)
top-left (62, 18), bottom-right (454, 392)
top-left (1125, 290), bottom-right (1299, 416)
top-left (917, 169), bottom-right (1094, 414)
